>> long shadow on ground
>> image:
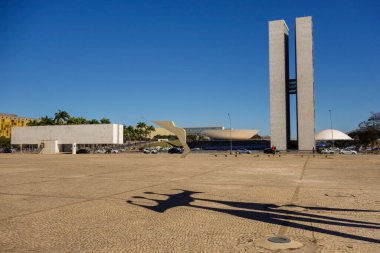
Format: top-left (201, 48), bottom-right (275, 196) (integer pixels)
top-left (127, 190), bottom-right (380, 244)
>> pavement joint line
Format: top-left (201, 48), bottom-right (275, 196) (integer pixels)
top-left (0, 164), bottom-right (187, 188)
top-left (0, 192), bottom-right (93, 200)
top-left (188, 182), bottom-right (378, 191)
top-left (277, 157), bottom-right (310, 237)
top-left (0, 165), bottom-right (227, 222)
top-left (98, 164), bottom-right (233, 200)
top-left (0, 179), bottom-right (63, 188)
top-left (0, 162), bottom-right (160, 177)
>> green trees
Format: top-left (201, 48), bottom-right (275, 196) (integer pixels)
top-left (123, 122), bottom-right (156, 142)
top-left (67, 117), bottom-right (87, 125)
top-left (136, 121), bottom-right (155, 140)
top-left (100, 118), bottom-right (111, 124)
top-left (27, 110), bottom-right (111, 126)
top-left (349, 126), bottom-right (380, 147)
top-left (349, 113), bottom-right (380, 148)
top-left (124, 125), bottom-right (138, 142)
top-left (0, 137), bottom-right (10, 148)
top-left (87, 119), bottom-right (100, 124)
top-left (54, 110), bottom-right (70, 124)
top-left (27, 116), bottom-right (55, 126)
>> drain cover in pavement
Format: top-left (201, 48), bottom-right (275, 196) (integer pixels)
top-left (268, 237), bottom-right (291, 243)
top-left (255, 237), bottom-right (303, 250)
top-left (324, 193), bottom-right (355, 197)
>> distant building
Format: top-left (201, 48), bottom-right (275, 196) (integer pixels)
top-left (151, 126), bottom-right (258, 140)
top-left (11, 124), bottom-right (123, 154)
top-left (0, 113), bottom-right (32, 138)
top-left (201, 129), bottom-right (258, 140)
top-left (315, 129), bottom-right (353, 141)
top-left (150, 126), bottom-right (224, 139)
top-left (183, 126), bottom-right (224, 136)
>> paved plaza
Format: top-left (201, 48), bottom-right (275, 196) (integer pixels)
top-left (0, 153), bottom-right (379, 252)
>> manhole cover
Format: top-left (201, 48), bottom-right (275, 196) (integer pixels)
top-left (256, 237), bottom-right (303, 250)
top-left (268, 237), bottom-right (291, 243)
top-left (324, 193), bottom-right (355, 198)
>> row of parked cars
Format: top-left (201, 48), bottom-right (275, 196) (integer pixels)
top-left (320, 147), bottom-right (357, 155)
top-left (0, 148), bottom-right (16, 153)
top-left (142, 147), bottom-right (184, 154)
top-left (77, 148), bottom-right (124, 154)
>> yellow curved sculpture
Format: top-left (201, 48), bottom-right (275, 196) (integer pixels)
top-left (152, 121), bottom-right (190, 158)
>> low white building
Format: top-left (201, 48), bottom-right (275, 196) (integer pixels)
top-left (11, 124), bottom-right (123, 154)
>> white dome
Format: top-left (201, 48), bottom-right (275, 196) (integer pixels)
top-left (315, 129), bottom-right (353, 141)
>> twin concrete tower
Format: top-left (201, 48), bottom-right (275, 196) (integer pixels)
top-left (269, 16), bottom-right (315, 151)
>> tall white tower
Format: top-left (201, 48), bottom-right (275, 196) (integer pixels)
top-left (269, 16), bottom-right (315, 151)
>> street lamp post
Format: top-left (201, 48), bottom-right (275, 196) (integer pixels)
top-left (228, 113), bottom-right (232, 155)
top-left (329, 109), bottom-right (334, 148)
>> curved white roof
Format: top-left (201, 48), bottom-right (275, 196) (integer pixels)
top-left (315, 129), bottom-right (353, 141)
top-left (201, 129), bottom-right (258, 140)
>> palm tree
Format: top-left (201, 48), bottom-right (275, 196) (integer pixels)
top-left (100, 118), bottom-right (111, 124)
top-left (124, 125), bottom-right (137, 142)
top-left (39, 116), bottom-right (55, 125)
top-left (54, 110), bottom-right (70, 125)
top-left (27, 119), bottom-right (40, 126)
top-left (136, 121), bottom-right (147, 129)
top-left (87, 119), bottom-right (100, 124)
top-left (146, 125), bottom-right (155, 140)
top-left (136, 121), bottom-right (147, 141)
top-left (76, 117), bottom-right (88, 124)
top-left (66, 117), bottom-right (78, 125)
top-left (67, 116), bottom-right (88, 125)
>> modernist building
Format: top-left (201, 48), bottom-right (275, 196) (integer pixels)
top-left (269, 16), bottom-right (315, 151)
top-left (183, 126), bottom-right (224, 136)
top-left (150, 126), bottom-right (224, 139)
top-left (11, 124), bottom-right (124, 154)
top-left (0, 113), bottom-right (32, 138)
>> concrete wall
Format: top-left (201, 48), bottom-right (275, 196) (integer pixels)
top-left (269, 20), bottom-right (289, 150)
top-left (40, 140), bottom-right (59, 154)
top-left (11, 124), bottom-right (124, 145)
top-left (296, 16), bottom-right (315, 150)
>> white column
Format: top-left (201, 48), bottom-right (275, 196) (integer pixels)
top-left (72, 143), bottom-right (77, 154)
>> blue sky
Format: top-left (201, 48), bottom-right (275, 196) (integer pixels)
top-left (1, 0), bottom-right (379, 137)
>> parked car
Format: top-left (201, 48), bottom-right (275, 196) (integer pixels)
top-left (236, 149), bottom-right (252, 154)
top-left (321, 148), bottom-right (334, 154)
top-left (106, 149), bottom-right (119, 154)
top-left (95, 149), bottom-right (106, 154)
top-left (142, 148), bottom-right (158, 154)
top-left (345, 146), bottom-right (358, 151)
top-left (168, 147), bottom-right (183, 154)
top-left (263, 148), bottom-right (275, 154)
top-left (2, 148), bottom-right (15, 153)
top-left (77, 148), bottom-right (91, 154)
top-left (339, 149), bottom-right (357, 155)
